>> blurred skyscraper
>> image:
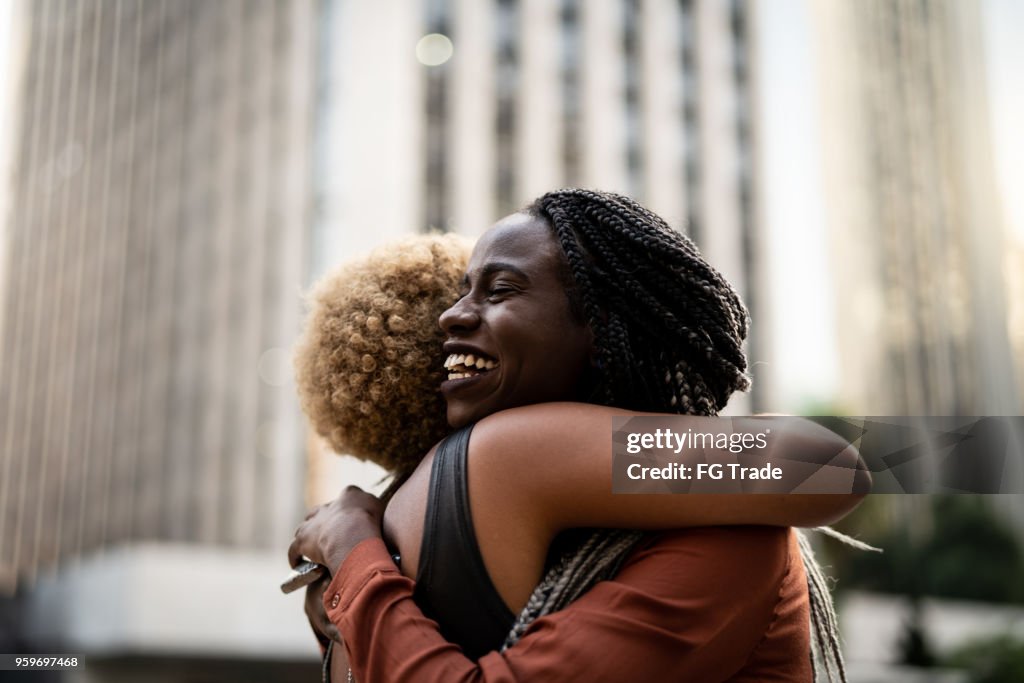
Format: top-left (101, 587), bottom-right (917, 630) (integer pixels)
top-left (0, 0), bottom-right (765, 677)
top-left (0, 0), bottom-right (320, 677)
top-left (0, 0), bottom-right (315, 576)
top-left (811, 1), bottom-right (1024, 610)
top-left (813, 0), bottom-right (1019, 416)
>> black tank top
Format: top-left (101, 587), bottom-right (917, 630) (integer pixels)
top-left (413, 424), bottom-right (516, 660)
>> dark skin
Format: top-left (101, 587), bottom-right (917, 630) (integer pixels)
top-left (290, 214), bottom-right (867, 675)
top-left (437, 213), bottom-right (594, 429)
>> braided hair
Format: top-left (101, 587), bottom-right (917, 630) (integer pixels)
top-left (528, 188), bottom-right (750, 416)
top-left (505, 189), bottom-right (848, 683)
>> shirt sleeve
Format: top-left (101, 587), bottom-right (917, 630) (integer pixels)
top-left (324, 527), bottom-right (796, 683)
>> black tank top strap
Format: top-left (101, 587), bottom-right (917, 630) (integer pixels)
top-left (413, 423), bottom-right (516, 660)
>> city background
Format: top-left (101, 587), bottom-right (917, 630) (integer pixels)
top-left (0, 0), bottom-right (1021, 681)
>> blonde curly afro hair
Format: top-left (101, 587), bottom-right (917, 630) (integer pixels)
top-left (294, 234), bottom-right (471, 475)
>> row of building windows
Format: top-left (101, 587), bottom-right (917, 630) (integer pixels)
top-left (413, 0), bottom-right (753, 239)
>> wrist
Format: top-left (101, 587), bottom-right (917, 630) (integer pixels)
top-left (324, 522), bottom-right (381, 572)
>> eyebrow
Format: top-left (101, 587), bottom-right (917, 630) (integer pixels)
top-left (481, 262), bottom-right (530, 281)
top-left (462, 262), bottom-right (531, 287)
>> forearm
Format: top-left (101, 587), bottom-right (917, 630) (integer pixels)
top-left (325, 539), bottom-right (518, 683)
top-left (470, 404), bottom-right (871, 534)
top-left (680, 415), bottom-right (870, 525)
top-left (722, 416), bottom-right (870, 525)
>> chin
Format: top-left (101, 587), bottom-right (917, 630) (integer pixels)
top-left (447, 401), bottom-right (492, 430)
top-left (446, 406), bottom-right (470, 430)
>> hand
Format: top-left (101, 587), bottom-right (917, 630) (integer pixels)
top-left (289, 485), bottom-right (385, 574)
top-left (305, 572), bottom-right (342, 645)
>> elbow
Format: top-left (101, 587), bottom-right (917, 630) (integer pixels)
top-left (835, 436), bottom-right (872, 497)
top-left (807, 420), bottom-right (872, 493)
top-left (813, 440), bottom-right (871, 526)
top-left (791, 423), bottom-right (872, 526)
top-left (845, 442), bottom-right (872, 495)
top-left (841, 440), bottom-right (872, 513)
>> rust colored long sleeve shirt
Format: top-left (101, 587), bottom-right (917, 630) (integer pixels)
top-left (324, 526), bottom-right (812, 682)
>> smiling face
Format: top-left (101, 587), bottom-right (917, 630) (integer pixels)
top-left (439, 212), bottom-right (593, 428)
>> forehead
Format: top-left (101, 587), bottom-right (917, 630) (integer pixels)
top-left (468, 213), bottom-right (561, 275)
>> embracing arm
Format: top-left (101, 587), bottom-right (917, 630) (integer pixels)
top-left (469, 402), bottom-right (870, 539)
top-left (325, 527), bottom-right (803, 683)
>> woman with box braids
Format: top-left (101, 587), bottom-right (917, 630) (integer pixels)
top-left (503, 189), bottom-right (850, 682)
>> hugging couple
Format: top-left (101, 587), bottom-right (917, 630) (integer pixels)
top-left (289, 189), bottom-right (868, 682)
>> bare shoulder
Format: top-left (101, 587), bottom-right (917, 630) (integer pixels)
top-left (465, 403), bottom-right (633, 539)
top-left (470, 402), bottom-right (631, 458)
top-left (381, 441), bottom-right (440, 579)
top-left (478, 401), bottom-right (631, 426)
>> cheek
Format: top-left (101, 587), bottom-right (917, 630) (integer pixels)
top-left (534, 325), bottom-right (591, 384)
top-left (493, 303), bottom-right (591, 386)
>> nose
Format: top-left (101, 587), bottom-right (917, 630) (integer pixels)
top-left (439, 296), bottom-right (480, 334)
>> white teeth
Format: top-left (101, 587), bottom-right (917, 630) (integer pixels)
top-left (444, 352), bottom-right (499, 374)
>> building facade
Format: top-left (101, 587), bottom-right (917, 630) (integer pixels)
top-left (813, 0), bottom-right (1019, 416)
top-left (0, 0), bottom-right (320, 677)
top-left (811, 7), bottom-right (1024, 658)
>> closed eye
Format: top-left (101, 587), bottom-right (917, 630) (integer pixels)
top-left (487, 282), bottom-right (522, 300)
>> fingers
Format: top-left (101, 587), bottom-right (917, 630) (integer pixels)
top-left (291, 487), bottom-right (383, 648)
top-left (305, 577), bottom-right (342, 643)
top-left (300, 486), bottom-right (379, 522)
top-left (289, 486), bottom-right (383, 572)
top-left (287, 536), bottom-right (300, 569)
top-left (288, 532), bottom-right (319, 573)
top-left (339, 485), bottom-right (366, 508)
top-left (290, 506), bottom-right (330, 569)
top-left (339, 485), bottom-right (384, 517)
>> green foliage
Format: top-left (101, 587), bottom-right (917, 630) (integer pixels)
top-left (945, 636), bottom-right (1024, 683)
top-left (824, 495), bottom-right (1024, 604)
top-left (921, 497), bottom-right (1024, 603)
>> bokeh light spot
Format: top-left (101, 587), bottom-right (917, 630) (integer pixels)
top-left (416, 33), bottom-right (453, 66)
